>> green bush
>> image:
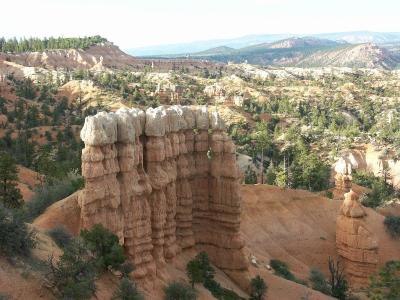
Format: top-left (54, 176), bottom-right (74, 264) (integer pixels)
top-left (250, 275), bottom-right (267, 300)
top-left (270, 259), bottom-right (295, 281)
top-left (0, 206), bottom-right (36, 257)
top-left (368, 260), bottom-right (400, 300)
top-left (112, 278), bottom-right (144, 300)
top-left (352, 170), bottom-right (377, 188)
top-left (328, 257), bottom-right (348, 300)
top-left (164, 282), bottom-right (197, 300)
top-left (119, 261), bottom-right (135, 278)
top-left (47, 226), bottom-right (72, 249)
top-left (244, 167), bottom-right (257, 184)
top-left (186, 259), bottom-right (204, 288)
top-left (203, 278), bottom-right (223, 298)
top-left (46, 239), bottom-right (97, 300)
top-left (24, 174), bottom-right (83, 221)
top-left (80, 224), bottom-right (126, 272)
top-left (353, 171), bottom-right (396, 208)
top-left (384, 216), bottom-right (400, 238)
top-left (186, 252), bottom-right (243, 299)
top-left (309, 268), bottom-right (330, 295)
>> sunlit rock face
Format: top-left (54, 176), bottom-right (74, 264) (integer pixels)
top-left (336, 189), bottom-right (378, 288)
top-left (79, 105), bottom-right (248, 281)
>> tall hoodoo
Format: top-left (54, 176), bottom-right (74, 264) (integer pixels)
top-left (336, 189), bottom-right (379, 288)
top-left (79, 105), bottom-right (248, 282)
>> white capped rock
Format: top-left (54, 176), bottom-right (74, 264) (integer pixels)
top-left (335, 157), bottom-right (352, 175)
top-left (167, 106), bottom-right (182, 132)
top-left (194, 106), bottom-right (209, 130)
top-left (116, 108), bottom-right (136, 143)
top-left (182, 106), bottom-right (195, 129)
top-left (145, 106), bottom-right (167, 136)
top-left (80, 111), bottom-right (118, 146)
top-left (128, 108), bottom-right (145, 135)
top-left (209, 110), bottom-right (225, 130)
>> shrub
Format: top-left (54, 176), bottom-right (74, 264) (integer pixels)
top-left (195, 252), bottom-right (215, 281)
top-left (164, 282), bottom-right (197, 300)
top-left (0, 206), bottom-right (36, 257)
top-left (112, 278), bottom-right (144, 300)
top-left (353, 171), bottom-right (396, 208)
top-left (328, 257), bottom-right (348, 300)
top-left (24, 174), bottom-right (83, 221)
top-left (48, 226), bottom-right (72, 249)
top-left (186, 252), bottom-right (243, 299)
top-left (186, 259), bottom-right (204, 288)
top-left (250, 275), bottom-right (267, 300)
top-left (270, 259), bottom-right (295, 281)
top-left (119, 261), bottom-right (135, 278)
top-left (80, 224), bottom-right (126, 272)
top-left (203, 278), bottom-right (223, 298)
top-left (186, 252), bottom-right (216, 288)
top-left (309, 268), bottom-right (330, 295)
top-left (368, 260), bottom-right (400, 300)
top-left (245, 167), bottom-right (257, 184)
top-left (384, 216), bottom-right (400, 238)
top-left (46, 239), bottom-right (96, 300)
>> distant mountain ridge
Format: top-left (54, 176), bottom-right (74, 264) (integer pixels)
top-left (296, 43), bottom-right (400, 69)
top-left (156, 36), bottom-right (400, 70)
top-left (128, 31), bottom-right (400, 56)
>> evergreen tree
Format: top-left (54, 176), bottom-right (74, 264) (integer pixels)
top-left (186, 259), bottom-right (204, 288)
top-left (252, 122), bottom-right (271, 184)
top-left (368, 260), bottom-right (400, 300)
top-left (112, 278), bottom-right (144, 300)
top-left (46, 239), bottom-right (97, 300)
top-left (328, 257), bottom-right (348, 300)
top-left (250, 275), bottom-right (267, 300)
top-left (80, 224), bottom-right (126, 271)
top-left (0, 152), bottom-right (23, 208)
top-left (164, 282), bottom-right (197, 300)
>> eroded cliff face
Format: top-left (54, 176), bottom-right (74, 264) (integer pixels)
top-left (336, 189), bottom-right (378, 288)
top-left (334, 144), bottom-right (400, 188)
top-left (78, 105), bottom-right (248, 282)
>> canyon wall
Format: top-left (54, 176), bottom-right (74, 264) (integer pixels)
top-left (334, 145), bottom-right (400, 188)
top-left (78, 105), bottom-right (248, 281)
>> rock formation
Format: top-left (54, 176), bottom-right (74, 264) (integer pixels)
top-left (336, 189), bottom-right (378, 288)
top-left (334, 157), bottom-right (353, 198)
top-left (79, 105), bottom-right (248, 282)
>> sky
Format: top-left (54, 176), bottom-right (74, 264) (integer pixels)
top-left (1, 0), bottom-right (399, 49)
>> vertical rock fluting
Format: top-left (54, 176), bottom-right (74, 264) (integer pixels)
top-left (145, 107), bottom-right (170, 267)
top-left (116, 108), bottom-right (155, 279)
top-left (79, 105), bottom-right (248, 282)
top-left (178, 107), bottom-right (196, 249)
top-left (79, 112), bottom-right (124, 241)
top-left (195, 109), bottom-right (247, 270)
top-left (336, 190), bottom-right (379, 288)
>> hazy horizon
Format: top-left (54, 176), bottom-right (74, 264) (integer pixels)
top-left (1, 0), bottom-right (399, 49)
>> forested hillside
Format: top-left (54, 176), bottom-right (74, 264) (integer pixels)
top-left (0, 35), bottom-right (107, 53)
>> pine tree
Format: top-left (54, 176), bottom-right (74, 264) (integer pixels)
top-left (0, 152), bottom-right (23, 208)
top-left (252, 122), bottom-right (271, 184)
top-left (250, 275), bottom-right (267, 300)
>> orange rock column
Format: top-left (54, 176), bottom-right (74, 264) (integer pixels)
top-left (336, 190), bottom-right (378, 288)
